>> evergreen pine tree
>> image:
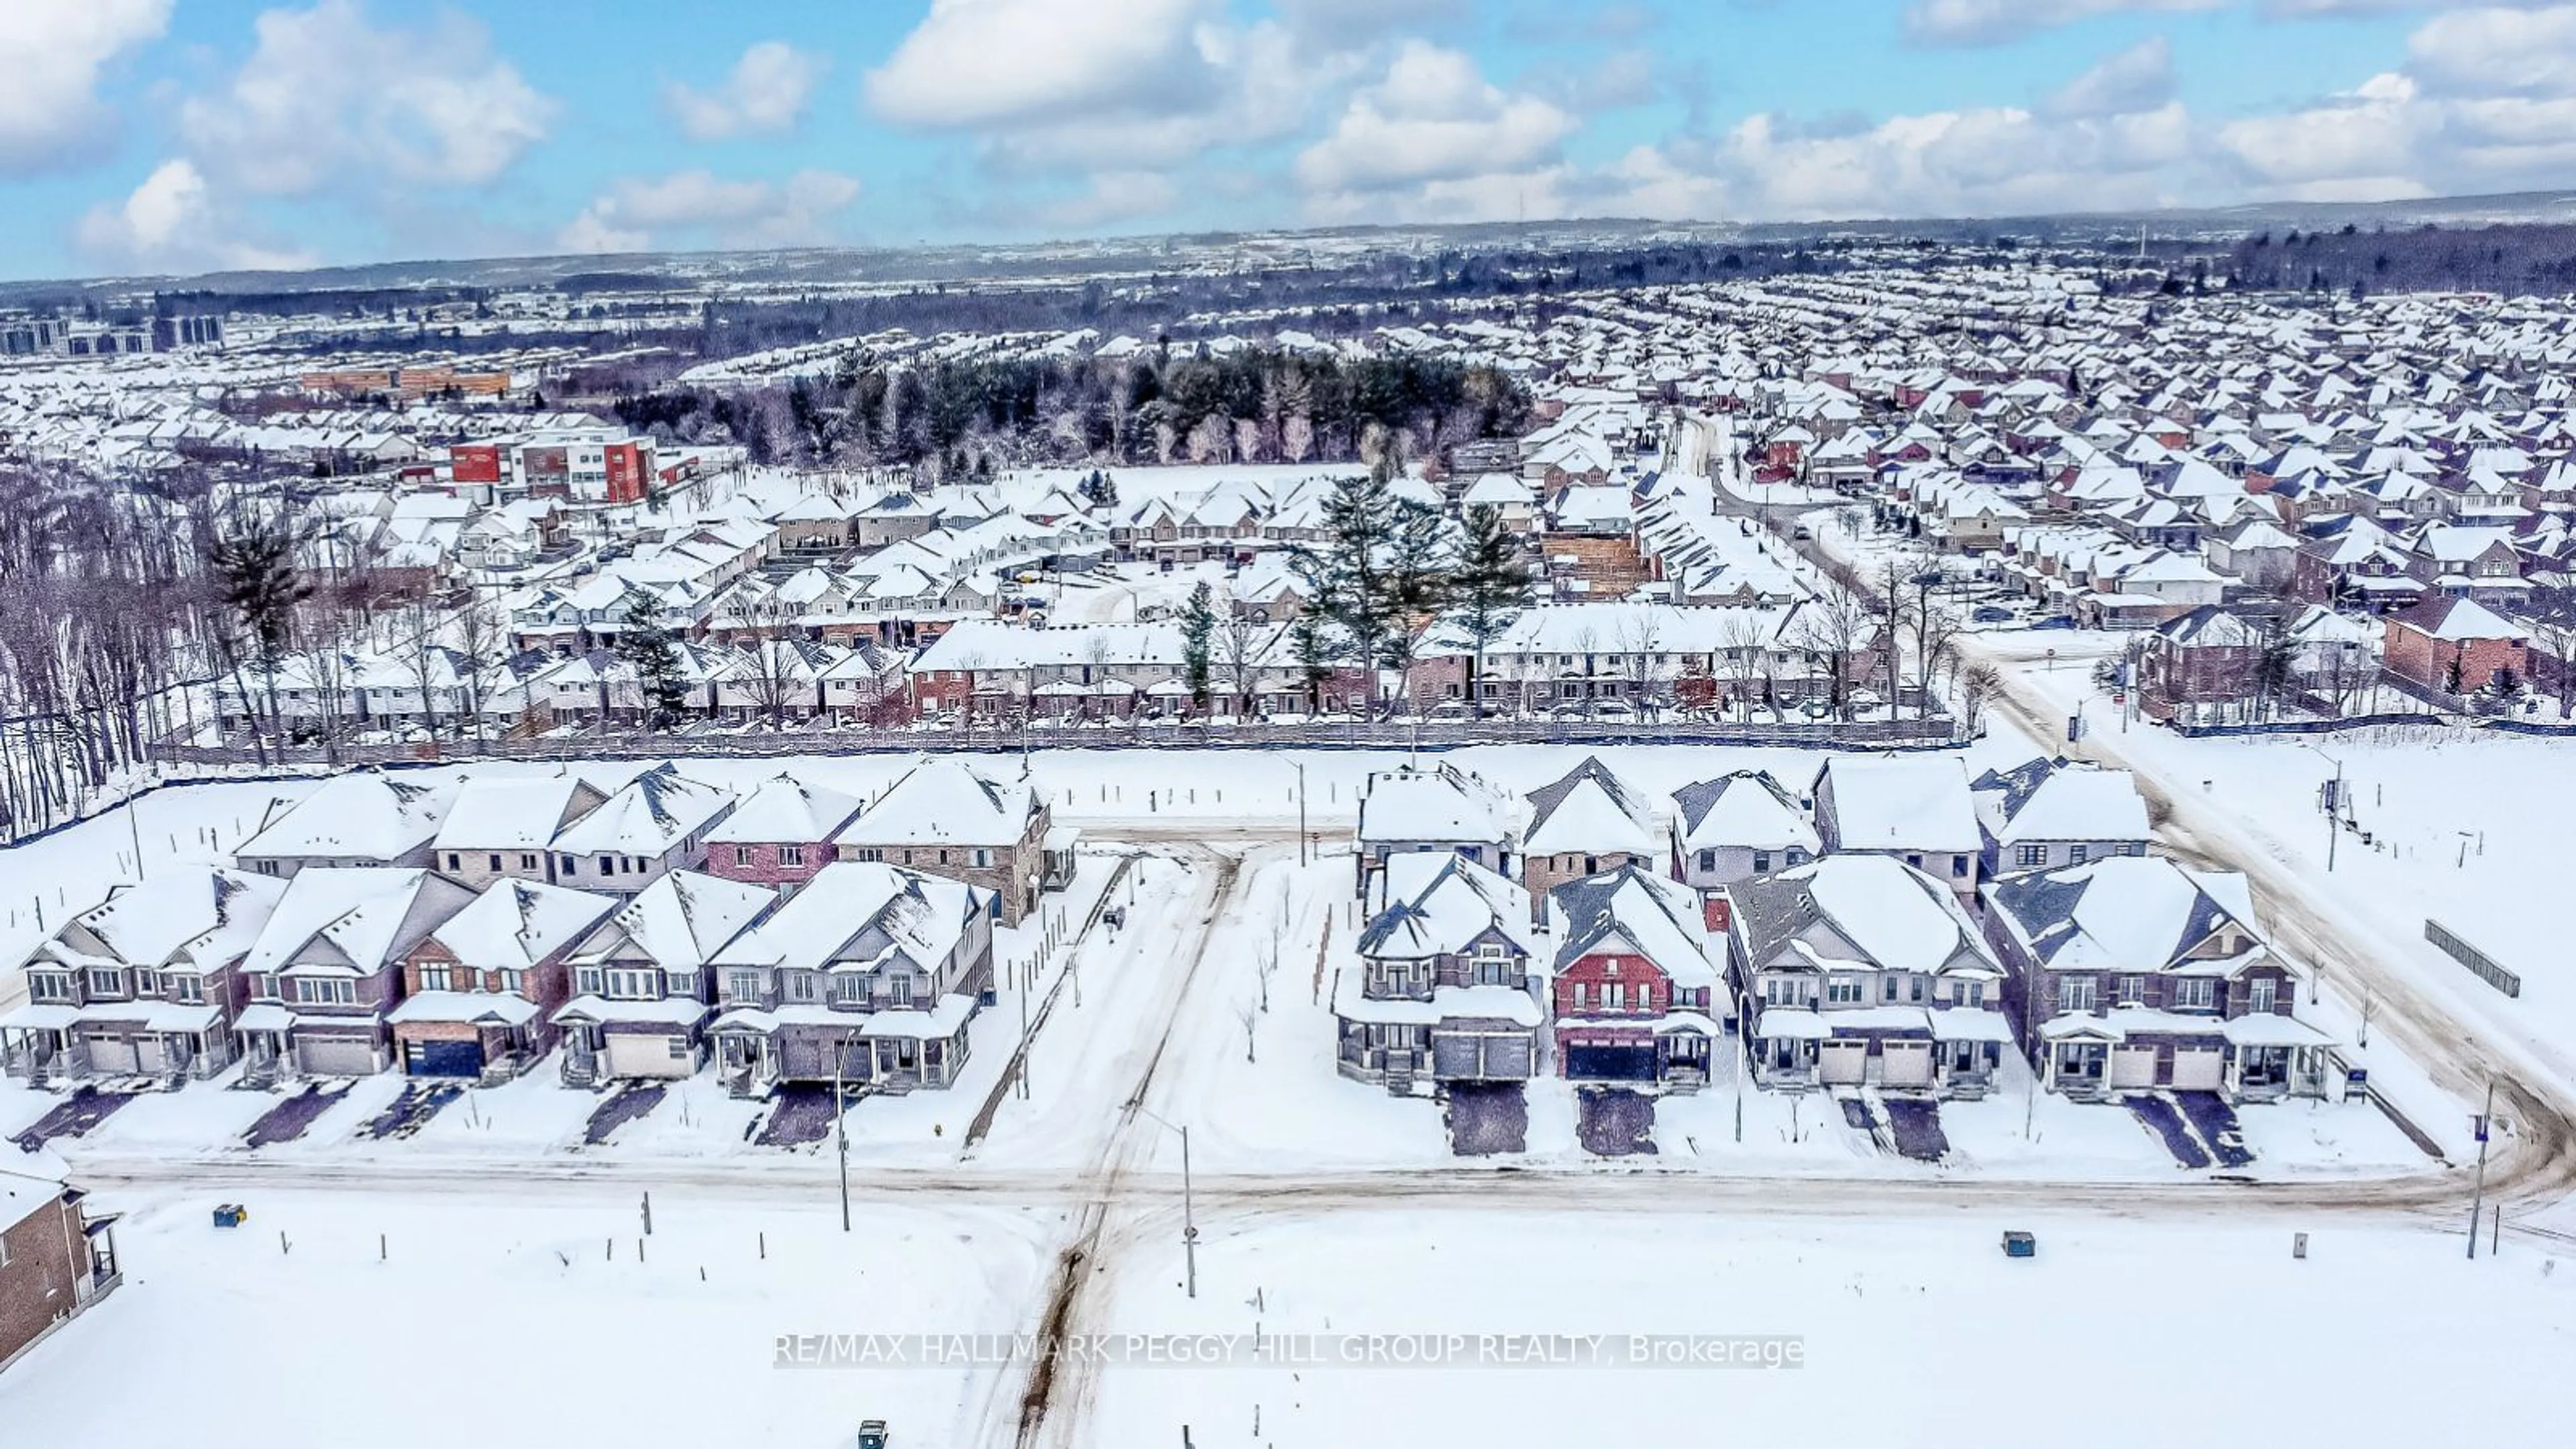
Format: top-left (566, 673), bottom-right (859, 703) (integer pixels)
top-left (616, 594), bottom-right (691, 731)
top-left (1448, 503), bottom-right (1535, 716)
top-left (1181, 580), bottom-right (1216, 712)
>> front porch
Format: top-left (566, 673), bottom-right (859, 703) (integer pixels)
top-left (553, 997), bottom-right (710, 1085)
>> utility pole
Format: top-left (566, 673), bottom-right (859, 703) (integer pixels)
top-left (1181, 1122), bottom-right (1197, 1300)
top-left (835, 1038), bottom-right (852, 1233)
top-left (1294, 762), bottom-right (1309, 867)
top-left (2468, 1079), bottom-right (2495, 1260)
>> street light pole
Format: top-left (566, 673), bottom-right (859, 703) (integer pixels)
top-left (1131, 1104), bottom-right (1198, 1299)
top-left (2300, 741), bottom-right (2343, 871)
top-left (1294, 762), bottom-right (1309, 867)
top-left (2469, 1078), bottom-right (2496, 1260)
top-left (834, 1036), bottom-right (853, 1233)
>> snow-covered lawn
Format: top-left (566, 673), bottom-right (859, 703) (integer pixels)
top-left (1087, 1206), bottom-right (2576, 1449)
top-left (0, 1185), bottom-right (1053, 1449)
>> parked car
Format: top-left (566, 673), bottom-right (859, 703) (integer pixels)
top-left (1972, 605), bottom-right (2016, 624)
top-left (2031, 615), bottom-right (2078, 631)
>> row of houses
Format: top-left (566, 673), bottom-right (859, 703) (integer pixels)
top-left (1336, 754), bottom-right (2341, 1106)
top-left (2, 760), bottom-right (1075, 1094)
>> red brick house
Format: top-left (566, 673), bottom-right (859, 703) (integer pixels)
top-left (1545, 865), bottom-right (1722, 1090)
top-left (2138, 605), bottom-right (2263, 722)
top-left (390, 880), bottom-right (618, 1080)
top-left (2383, 596), bottom-right (2529, 696)
top-left (704, 773), bottom-right (864, 893)
top-left (0, 1170), bottom-right (121, 1375)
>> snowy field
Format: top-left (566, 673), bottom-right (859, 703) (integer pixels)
top-left (0, 1183), bottom-right (1055, 1449)
top-left (1083, 1207), bottom-right (2576, 1449)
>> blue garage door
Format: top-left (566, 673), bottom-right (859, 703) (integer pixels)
top-left (1563, 1044), bottom-right (1656, 1081)
top-left (406, 1038), bottom-right (484, 1077)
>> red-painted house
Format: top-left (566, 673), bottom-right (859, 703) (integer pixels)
top-left (704, 773), bottom-right (865, 892)
top-left (1544, 864), bottom-right (1723, 1091)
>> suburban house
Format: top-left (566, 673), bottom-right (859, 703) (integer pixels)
top-left (3, 869), bottom-right (286, 1087)
top-left (554, 871), bottom-right (780, 1085)
top-left (708, 861), bottom-right (996, 1094)
top-left (1335, 854), bottom-right (1544, 1093)
top-left (2137, 604), bottom-right (2265, 722)
top-left (544, 763), bottom-right (737, 897)
top-left (1352, 763), bottom-right (1523, 894)
top-left (1519, 757), bottom-right (1665, 921)
top-left (2381, 596), bottom-right (2530, 697)
top-left (1545, 864), bottom-right (1723, 1090)
top-left (1723, 855), bottom-right (2012, 1097)
top-left (1670, 770), bottom-right (1820, 900)
top-left (235, 772), bottom-right (453, 879)
top-left (1811, 755), bottom-right (1982, 900)
top-left (389, 879), bottom-right (619, 1081)
top-left (832, 759), bottom-right (1061, 926)
top-left (0, 1168), bottom-right (121, 1375)
top-left (431, 773), bottom-right (608, 890)
top-left (1970, 759), bottom-right (2155, 877)
top-left (233, 867), bottom-right (479, 1082)
top-left (704, 773), bottom-right (865, 894)
top-left (1983, 856), bottom-right (2334, 1102)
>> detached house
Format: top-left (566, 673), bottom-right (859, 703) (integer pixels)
top-left (1724, 855), bottom-right (2012, 1097)
top-left (233, 867), bottom-right (478, 1082)
top-left (1970, 759), bottom-right (2154, 877)
top-left (1546, 865), bottom-right (1723, 1090)
top-left (704, 773), bottom-right (863, 893)
top-left (433, 773), bottom-right (607, 890)
top-left (1670, 770), bottom-right (1820, 900)
top-left (390, 879), bottom-right (619, 1081)
top-left (1519, 757), bottom-right (1664, 921)
top-left (1984, 857), bottom-right (2333, 1102)
top-left (546, 763), bottom-right (737, 896)
top-left (236, 772), bottom-right (453, 879)
top-left (1352, 763), bottom-right (1522, 894)
top-left (5, 870), bottom-right (286, 1087)
top-left (708, 861), bottom-right (996, 1094)
top-left (1336, 854), bottom-right (1544, 1093)
top-left (0, 1170), bottom-right (122, 1375)
top-left (555, 871), bottom-right (780, 1084)
top-left (833, 759), bottom-right (1063, 926)
top-left (1811, 755), bottom-right (1982, 900)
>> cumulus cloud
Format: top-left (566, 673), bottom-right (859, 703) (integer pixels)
top-left (2043, 36), bottom-right (2178, 117)
top-left (865, 0), bottom-right (1218, 130)
top-left (1295, 42), bottom-right (1578, 198)
top-left (665, 42), bottom-right (827, 141)
top-left (0, 0), bottom-right (172, 175)
top-left (557, 168), bottom-right (864, 254)
top-left (75, 159), bottom-right (317, 274)
top-left (178, 0), bottom-right (551, 197)
top-left (2221, 5), bottom-right (2576, 200)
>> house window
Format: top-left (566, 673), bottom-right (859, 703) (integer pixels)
top-left (781, 845), bottom-right (805, 867)
top-left (2015, 844), bottom-right (2046, 869)
top-left (87, 968), bottom-right (123, 998)
top-left (1951, 855), bottom-right (1969, 878)
top-left (2059, 977), bottom-right (2099, 1012)
top-left (2173, 977), bottom-right (2216, 1011)
top-left (576, 967), bottom-right (604, 995)
top-left (135, 969), bottom-right (162, 998)
top-left (734, 845), bottom-right (754, 867)
top-left (419, 965), bottom-right (452, 991)
top-left (1753, 851), bottom-right (1772, 873)
top-left (848, 848), bottom-right (882, 863)
top-left (2116, 975), bottom-right (2147, 1006)
top-left (1606, 982), bottom-right (1626, 1010)
top-left (560, 854), bottom-right (578, 875)
top-left (2123, 842), bottom-right (2146, 857)
top-left (786, 972), bottom-right (818, 1002)
top-left (488, 854), bottom-right (502, 872)
top-left (25, 971), bottom-right (75, 1003)
top-left (1571, 982), bottom-right (1589, 1009)
top-left (1826, 977), bottom-right (1863, 1005)
top-left (521, 853), bottom-right (539, 870)
top-left (2067, 843), bottom-right (2089, 865)
top-left (888, 975), bottom-right (915, 1006)
top-left (2250, 978), bottom-right (2277, 1012)
top-left (446, 853), bottom-right (462, 871)
top-left (1697, 849), bottom-right (1716, 872)
top-left (1882, 976), bottom-right (1901, 1002)
top-left (727, 969), bottom-right (762, 1000)
top-left (665, 971), bottom-right (696, 997)
top-left (1961, 981), bottom-right (1984, 1008)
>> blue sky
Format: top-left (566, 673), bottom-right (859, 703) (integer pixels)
top-left (5, 0), bottom-right (2572, 281)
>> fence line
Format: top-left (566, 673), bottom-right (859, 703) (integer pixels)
top-left (2425, 918), bottom-right (2522, 999)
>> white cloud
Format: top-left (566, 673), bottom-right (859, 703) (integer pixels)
top-left (1295, 42), bottom-right (1578, 197)
top-left (558, 168), bottom-right (864, 254)
top-left (75, 159), bottom-right (317, 273)
top-left (2221, 5), bottom-right (2576, 199)
top-left (1035, 170), bottom-right (1185, 229)
top-left (1274, 0), bottom-right (1468, 48)
top-left (0, 0), bottom-right (172, 174)
top-left (865, 0), bottom-right (1216, 129)
top-left (665, 42), bottom-right (826, 141)
top-left (2043, 36), bottom-right (2177, 117)
top-left (1904, 0), bottom-right (2220, 46)
top-left (179, 0), bottom-right (552, 197)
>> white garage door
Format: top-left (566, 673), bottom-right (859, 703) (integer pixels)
top-left (299, 1036), bottom-right (380, 1076)
top-left (1880, 1040), bottom-right (1933, 1088)
top-left (606, 1032), bottom-right (690, 1079)
top-left (136, 1037), bottom-right (168, 1075)
top-left (85, 1036), bottom-right (140, 1076)
top-left (2171, 1046), bottom-right (2225, 1091)
top-left (1819, 1040), bottom-right (1869, 1085)
top-left (2109, 1046), bottom-right (2159, 1089)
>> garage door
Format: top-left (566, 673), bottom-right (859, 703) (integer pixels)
top-left (2170, 1046), bottom-right (2225, 1091)
top-left (1880, 1040), bottom-right (1933, 1089)
top-left (1819, 1039), bottom-right (1869, 1085)
top-left (2109, 1045), bottom-right (2159, 1089)
top-left (606, 1032), bottom-right (690, 1079)
top-left (1434, 1032), bottom-right (1534, 1081)
top-left (299, 1036), bottom-right (380, 1076)
top-left (135, 1037), bottom-right (168, 1075)
top-left (404, 1038), bottom-right (484, 1077)
top-left (85, 1036), bottom-right (140, 1076)
top-left (1563, 1044), bottom-right (1656, 1081)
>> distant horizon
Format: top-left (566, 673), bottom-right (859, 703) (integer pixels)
top-left (10, 2), bottom-right (2576, 286)
top-left (13, 183), bottom-right (2576, 294)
